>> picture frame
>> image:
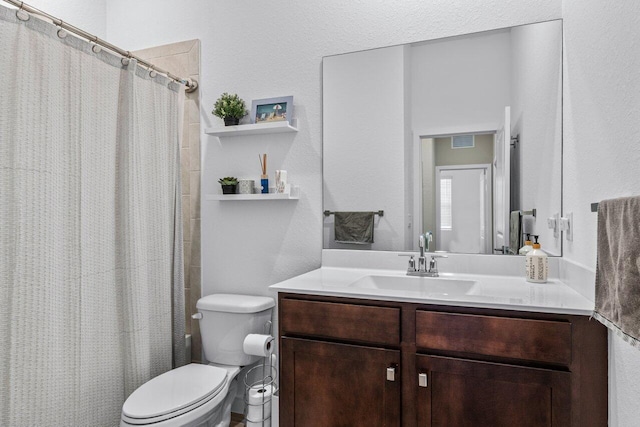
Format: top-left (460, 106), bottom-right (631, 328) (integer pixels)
top-left (250, 96), bottom-right (294, 124)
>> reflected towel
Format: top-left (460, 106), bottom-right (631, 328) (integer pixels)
top-left (509, 211), bottom-right (522, 255)
top-left (334, 211), bottom-right (375, 244)
top-left (594, 197), bottom-right (640, 349)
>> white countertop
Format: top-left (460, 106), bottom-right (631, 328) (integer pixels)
top-left (269, 266), bottom-right (596, 316)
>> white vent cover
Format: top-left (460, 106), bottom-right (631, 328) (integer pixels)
top-left (452, 135), bottom-right (475, 149)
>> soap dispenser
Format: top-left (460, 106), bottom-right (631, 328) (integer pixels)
top-left (519, 233), bottom-right (533, 255)
top-left (525, 235), bottom-right (548, 283)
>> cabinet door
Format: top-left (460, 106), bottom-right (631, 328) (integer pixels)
top-left (415, 355), bottom-right (570, 427)
top-left (280, 337), bottom-right (401, 427)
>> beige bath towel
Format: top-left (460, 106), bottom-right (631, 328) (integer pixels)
top-left (593, 196), bottom-right (640, 349)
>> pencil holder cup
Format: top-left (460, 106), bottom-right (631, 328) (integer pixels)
top-left (238, 180), bottom-right (255, 194)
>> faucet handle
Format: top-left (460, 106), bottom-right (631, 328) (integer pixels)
top-left (398, 254), bottom-right (416, 271)
top-left (428, 254), bottom-right (447, 275)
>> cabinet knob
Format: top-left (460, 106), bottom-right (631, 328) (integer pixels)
top-left (386, 366), bottom-right (396, 382)
top-left (418, 372), bottom-right (428, 388)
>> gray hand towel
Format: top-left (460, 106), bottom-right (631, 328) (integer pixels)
top-left (593, 196), bottom-right (640, 349)
top-left (334, 211), bottom-right (375, 244)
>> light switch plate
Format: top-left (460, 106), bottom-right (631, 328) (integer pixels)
top-left (561, 212), bottom-right (573, 241)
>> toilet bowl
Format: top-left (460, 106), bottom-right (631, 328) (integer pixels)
top-left (120, 294), bottom-right (275, 427)
top-left (120, 364), bottom-right (240, 427)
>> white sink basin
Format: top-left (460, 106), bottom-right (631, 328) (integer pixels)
top-left (348, 275), bottom-right (477, 297)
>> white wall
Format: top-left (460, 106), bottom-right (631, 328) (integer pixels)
top-left (510, 21), bottom-right (563, 255)
top-left (421, 138), bottom-right (436, 248)
top-left (562, 1), bottom-right (640, 425)
top-left (410, 30), bottom-right (511, 135)
top-left (323, 46), bottom-right (407, 250)
top-left (27, 0), bottom-right (106, 38)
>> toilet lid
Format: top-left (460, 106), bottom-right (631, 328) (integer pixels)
top-left (123, 364), bottom-right (227, 419)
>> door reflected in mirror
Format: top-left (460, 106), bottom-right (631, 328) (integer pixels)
top-left (323, 20), bottom-right (562, 256)
top-left (423, 133), bottom-right (494, 254)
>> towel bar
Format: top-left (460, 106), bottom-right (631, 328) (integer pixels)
top-left (324, 210), bottom-right (384, 217)
top-left (521, 209), bottom-right (536, 217)
top-left (591, 203), bottom-right (599, 212)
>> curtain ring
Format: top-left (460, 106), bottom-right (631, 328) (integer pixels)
top-left (16, 3), bottom-right (30, 21)
top-left (57, 21), bottom-right (68, 39)
top-left (121, 51), bottom-right (134, 66)
top-left (91, 37), bottom-right (101, 53)
top-left (148, 66), bottom-right (157, 78)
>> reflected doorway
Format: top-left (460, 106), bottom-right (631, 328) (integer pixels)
top-left (435, 165), bottom-right (492, 253)
top-left (421, 133), bottom-right (495, 254)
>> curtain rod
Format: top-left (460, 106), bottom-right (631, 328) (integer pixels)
top-left (3, 0), bottom-right (198, 93)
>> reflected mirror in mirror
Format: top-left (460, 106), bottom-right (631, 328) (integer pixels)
top-left (323, 20), bottom-right (562, 256)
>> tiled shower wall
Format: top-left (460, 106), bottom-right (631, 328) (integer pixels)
top-left (134, 40), bottom-right (202, 363)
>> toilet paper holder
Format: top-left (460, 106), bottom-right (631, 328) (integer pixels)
top-left (243, 321), bottom-right (278, 427)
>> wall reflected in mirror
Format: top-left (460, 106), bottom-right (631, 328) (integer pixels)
top-left (323, 20), bottom-right (562, 256)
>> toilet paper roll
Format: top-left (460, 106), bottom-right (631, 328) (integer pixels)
top-left (246, 385), bottom-right (273, 426)
top-left (246, 418), bottom-right (270, 427)
top-left (243, 334), bottom-right (274, 357)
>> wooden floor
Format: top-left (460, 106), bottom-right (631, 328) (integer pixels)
top-left (230, 412), bottom-right (245, 426)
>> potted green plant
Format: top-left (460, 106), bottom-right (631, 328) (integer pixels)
top-left (212, 93), bottom-right (247, 126)
top-left (218, 176), bottom-right (238, 194)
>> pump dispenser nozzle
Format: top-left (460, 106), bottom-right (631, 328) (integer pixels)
top-left (532, 235), bottom-right (540, 249)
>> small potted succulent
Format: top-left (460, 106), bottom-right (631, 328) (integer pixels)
top-left (218, 176), bottom-right (238, 194)
top-left (212, 93), bottom-right (247, 126)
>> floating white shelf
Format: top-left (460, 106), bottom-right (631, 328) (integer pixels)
top-left (205, 186), bottom-right (300, 201)
top-left (205, 120), bottom-right (298, 137)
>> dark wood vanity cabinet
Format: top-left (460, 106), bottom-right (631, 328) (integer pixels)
top-left (415, 355), bottom-right (571, 426)
top-left (278, 293), bottom-right (608, 427)
top-left (279, 297), bottom-right (402, 426)
top-left (281, 338), bottom-right (401, 426)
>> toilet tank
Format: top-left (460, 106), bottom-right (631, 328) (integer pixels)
top-left (196, 294), bottom-right (275, 366)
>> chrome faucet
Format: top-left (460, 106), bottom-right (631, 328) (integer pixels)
top-left (418, 231), bottom-right (433, 265)
top-left (402, 232), bottom-right (447, 277)
top-left (418, 234), bottom-right (427, 272)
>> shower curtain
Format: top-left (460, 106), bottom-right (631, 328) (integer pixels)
top-left (0, 5), bottom-right (186, 426)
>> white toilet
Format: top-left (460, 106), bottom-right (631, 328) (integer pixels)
top-left (120, 294), bottom-right (275, 427)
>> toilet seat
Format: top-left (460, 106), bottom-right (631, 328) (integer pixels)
top-left (122, 364), bottom-right (228, 425)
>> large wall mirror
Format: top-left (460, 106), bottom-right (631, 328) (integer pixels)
top-left (323, 20), bottom-right (562, 256)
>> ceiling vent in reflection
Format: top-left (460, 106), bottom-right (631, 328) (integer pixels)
top-left (451, 135), bottom-right (475, 149)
